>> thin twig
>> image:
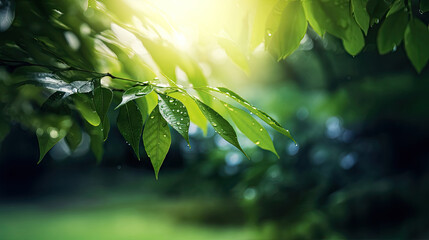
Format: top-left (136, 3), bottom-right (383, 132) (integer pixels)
top-left (0, 59), bottom-right (147, 85)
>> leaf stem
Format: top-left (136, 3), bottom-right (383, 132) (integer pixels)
top-left (0, 59), bottom-right (147, 85)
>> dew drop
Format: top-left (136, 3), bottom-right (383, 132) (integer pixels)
top-left (213, 123), bottom-right (217, 127)
top-left (259, 128), bottom-right (263, 132)
top-left (150, 116), bottom-right (155, 119)
top-left (255, 141), bottom-right (260, 145)
top-left (163, 134), bottom-right (167, 137)
top-left (36, 128), bottom-right (44, 136)
top-left (169, 99), bottom-right (174, 103)
top-left (49, 129), bottom-right (59, 138)
top-left (419, 9), bottom-right (424, 14)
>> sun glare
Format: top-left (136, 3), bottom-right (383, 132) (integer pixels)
top-left (124, 0), bottom-right (249, 51)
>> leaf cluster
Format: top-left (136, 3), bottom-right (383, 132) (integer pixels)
top-left (0, 0), bottom-right (294, 178)
top-left (243, 0), bottom-right (429, 72)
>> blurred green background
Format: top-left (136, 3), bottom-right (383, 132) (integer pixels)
top-left (1, 1), bottom-right (429, 239)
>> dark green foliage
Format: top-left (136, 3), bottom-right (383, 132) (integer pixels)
top-left (143, 106), bottom-right (171, 179)
top-left (377, 10), bottom-right (408, 54)
top-left (351, 0), bottom-right (370, 35)
top-left (117, 101), bottom-right (143, 160)
top-left (36, 116), bottom-right (72, 163)
top-left (93, 87), bottom-right (113, 140)
top-left (195, 99), bottom-right (247, 157)
top-left (65, 121), bottom-right (82, 151)
top-left (404, 18), bottom-right (429, 73)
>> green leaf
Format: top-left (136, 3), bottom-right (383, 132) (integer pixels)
top-left (303, 0), bottom-right (325, 36)
top-left (93, 87), bottom-right (112, 124)
top-left (202, 87), bottom-right (295, 143)
top-left (195, 99), bottom-right (247, 157)
top-left (342, 18), bottom-right (365, 56)
top-left (169, 92), bottom-right (208, 135)
top-left (93, 87), bottom-right (112, 140)
top-left (224, 102), bottom-right (279, 158)
top-left (143, 105), bottom-right (171, 179)
top-left (386, 0), bottom-right (404, 17)
top-left (266, 0), bottom-right (307, 60)
top-left (84, 122), bottom-right (104, 163)
top-left (139, 36), bottom-right (209, 88)
top-left (377, 10), bottom-right (408, 55)
top-left (421, 0), bottom-right (429, 13)
top-left (404, 18), bottom-right (429, 73)
top-left (138, 38), bottom-right (180, 82)
top-left (145, 91), bottom-right (159, 114)
top-left (217, 37), bottom-right (249, 73)
top-left (41, 91), bottom-right (70, 115)
top-left (351, 0), bottom-right (370, 34)
top-left (366, 0), bottom-right (390, 26)
top-left (302, 0), bottom-right (350, 40)
top-left (117, 101), bottom-right (143, 160)
top-left (88, 0), bottom-right (97, 9)
top-left (135, 97), bottom-right (149, 123)
top-left (158, 93), bottom-right (190, 144)
top-left (101, 117), bottom-right (110, 142)
top-left (115, 85), bottom-right (153, 109)
top-left (65, 121), bottom-right (82, 151)
top-left (73, 93), bottom-right (101, 126)
top-left (249, 0), bottom-right (278, 50)
top-left (36, 116), bottom-right (72, 163)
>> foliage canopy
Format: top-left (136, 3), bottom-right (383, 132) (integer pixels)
top-left (0, 0), bottom-right (428, 178)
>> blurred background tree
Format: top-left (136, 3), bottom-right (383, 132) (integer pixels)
top-left (1, 0), bottom-right (429, 239)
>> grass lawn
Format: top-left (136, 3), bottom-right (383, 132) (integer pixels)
top-left (0, 199), bottom-right (256, 240)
